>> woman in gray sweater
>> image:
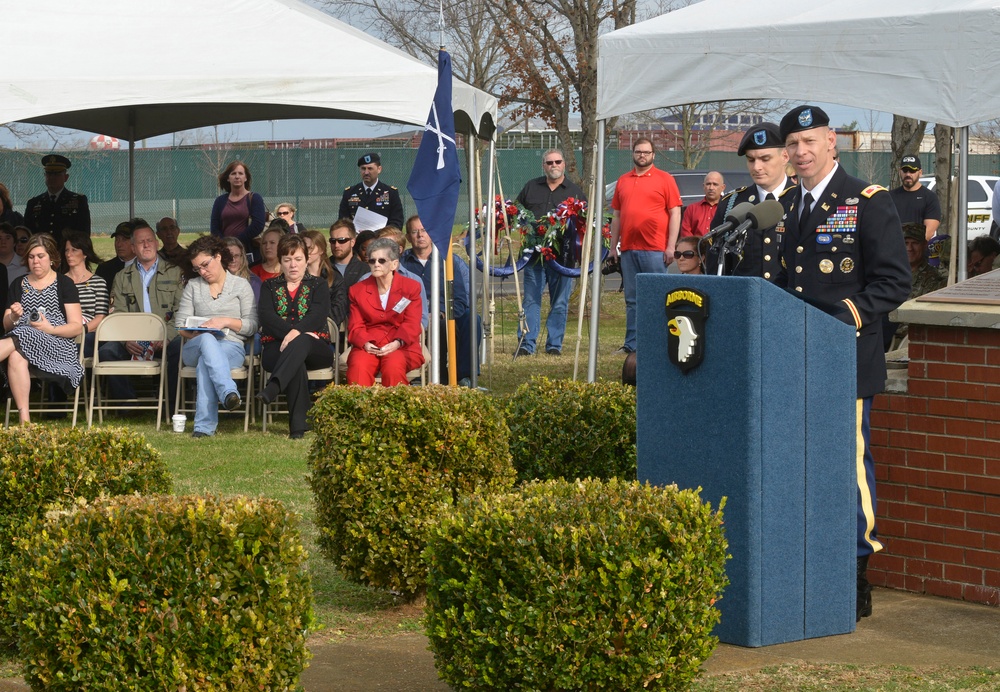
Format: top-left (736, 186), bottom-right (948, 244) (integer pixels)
top-left (176, 235), bottom-right (258, 437)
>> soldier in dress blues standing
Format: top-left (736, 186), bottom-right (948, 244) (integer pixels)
top-left (707, 123), bottom-right (796, 279)
top-left (338, 152), bottom-right (404, 230)
top-left (23, 154), bottom-right (91, 246)
top-left (776, 105), bottom-right (910, 624)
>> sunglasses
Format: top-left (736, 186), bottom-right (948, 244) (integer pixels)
top-left (16, 237), bottom-right (29, 244)
top-left (367, 257), bottom-right (391, 266)
top-left (674, 250), bottom-right (697, 259)
top-left (277, 210), bottom-right (292, 216)
top-left (544, 159), bottom-right (563, 165)
top-left (331, 237), bottom-right (352, 244)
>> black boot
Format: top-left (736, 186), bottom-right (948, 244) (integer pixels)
top-left (857, 555), bottom-right (872, 622)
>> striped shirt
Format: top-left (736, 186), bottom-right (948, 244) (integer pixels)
top-left (74, 274), bottom-right (109, 324)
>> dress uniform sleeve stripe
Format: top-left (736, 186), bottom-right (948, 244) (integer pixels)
top-left (842, 299), bottom-right (862, 329)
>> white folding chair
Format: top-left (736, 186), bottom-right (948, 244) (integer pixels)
top-left (175, 336), bottom-right (255, 432)
top-left (5, 325), bottom-right (87, 427)
top-left (339, 326), bottom-right (428, 386)
top-left (88, 312), bottom-right (167, 430)
top-left (261, 318), bottom-right (337, 433)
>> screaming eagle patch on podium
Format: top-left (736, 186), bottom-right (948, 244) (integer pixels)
top-left (665, 288), bottom-right (709, 374)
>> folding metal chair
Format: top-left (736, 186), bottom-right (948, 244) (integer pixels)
top-left (88, 312), bottom-right (168, 430)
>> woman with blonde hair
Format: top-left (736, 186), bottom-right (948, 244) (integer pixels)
top-left (275, 202), bottom-right (307, 234)
top-left (303, 230), bottom-right (347, 326)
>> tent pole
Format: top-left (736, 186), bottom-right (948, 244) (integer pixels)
top-left (956, 126), bottom-right (969, 282)
top-left (485, 139), bottom-right (497, 365)
top-left (467, 127), bottom-right (479, 387)
top-left (587, 119), bottom-right (606, 382)
top-left (128, 110), bottom-right (136, 218)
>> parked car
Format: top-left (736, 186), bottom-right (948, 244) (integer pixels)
top-left (920, 175), bottom-right (999, 238)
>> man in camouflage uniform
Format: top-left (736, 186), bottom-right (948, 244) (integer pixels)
top-left (893, 222), bottom-right (945, 341)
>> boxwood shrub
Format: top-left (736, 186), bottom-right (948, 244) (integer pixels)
top-left (423, 478), bottom-right (729, 691)
top-left (0, 425), bottom-right (171, 641)
top-left (308, 385), bottom-right (516, 597)
top-left (6, 494), bottom-right (313, 691)
top-left (505, 376), bottom-right (636, 482)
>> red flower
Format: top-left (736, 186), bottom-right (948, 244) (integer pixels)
top-left (540, 247), bottom-right (557, 261)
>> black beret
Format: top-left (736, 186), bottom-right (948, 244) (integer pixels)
top-left (738, 123), bottom-right (783, 156)
top-left (779, 105), bottom-right (831, 141)
top-left (41, 153), bottom-right (71, 171)
top-left (357, 152), bottom-right (381, 167)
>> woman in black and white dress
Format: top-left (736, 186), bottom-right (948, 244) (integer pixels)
top-left (0, 233), bottom-right (83, 423)
top-left (62, 230), bottom-right (108, 358)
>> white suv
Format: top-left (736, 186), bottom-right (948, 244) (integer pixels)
top-left (920, 175), bottom-right (999, 238)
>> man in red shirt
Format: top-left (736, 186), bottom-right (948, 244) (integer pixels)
top-left (608, 138), bottom-right (682, 354)
top-left (679, 171), bottom-right (725, 238)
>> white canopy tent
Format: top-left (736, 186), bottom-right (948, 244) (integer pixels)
top-left (587, 0), bottom-right (1000, 378)
top-left (2, 0), bottom-right (498, 388)
top-left (2, 0), bottom-right (496, 140)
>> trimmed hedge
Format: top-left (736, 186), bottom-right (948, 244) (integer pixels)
top-left (505, 377), bottom-right (636, 482)
top-left (6, 494), bottom-right (313, 690)
top-left (424, 478), bottom-right (729, 691)
top-left (0, 425), bottom-right (171, 640)
top-left (308, 385), bottom-right (516, 597)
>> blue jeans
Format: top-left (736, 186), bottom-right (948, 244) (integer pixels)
top-left (181, 334), bottom-right (244, 435)
top-left (518, 259), bottom-right (574, 354)
top-left (621, 250), bottom-right (668, 351)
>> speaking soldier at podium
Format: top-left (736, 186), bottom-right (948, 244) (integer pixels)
top-left (707, 123), bottom-right (795, 279)
top-left (775, 105), bottom-right (911, 623)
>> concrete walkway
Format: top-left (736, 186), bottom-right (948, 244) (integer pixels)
top-left (1, 588), bottom-right (996, 691)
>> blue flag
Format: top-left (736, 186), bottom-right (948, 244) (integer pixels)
top-left (407, 50), bottom-right (462, 256)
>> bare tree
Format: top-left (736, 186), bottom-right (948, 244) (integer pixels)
top-left (624, 100), bottom-right (790, 169)
top-left (889, 115), bottom-right (927, 188)
top-left (933, 124), bottom-right (955, 237)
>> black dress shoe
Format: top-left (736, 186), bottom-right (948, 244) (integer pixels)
top-left (224, 392), bottom-right (242, 411)
top-left (192, 431), bottom-right (210, 439)
top-left (515, 347), bottom-right (532, 357)
top-left (857, 555), bottom-right (873, 621)
top-left (289, 431), bottom-right (305, 440)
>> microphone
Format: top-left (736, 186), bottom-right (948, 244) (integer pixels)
top-left (720, 199), bottom-right (786, 243)
top-left (702, 202), bottom-right (755, 241)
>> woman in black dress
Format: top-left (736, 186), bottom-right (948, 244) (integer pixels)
top-left (0, 233), bottom-right (83, 423)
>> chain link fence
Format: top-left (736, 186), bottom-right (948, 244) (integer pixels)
top-left (2, 146), bottom-right (996, 234)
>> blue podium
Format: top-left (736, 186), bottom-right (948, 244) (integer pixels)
top-left (636, 274), bottom-right (856, 648)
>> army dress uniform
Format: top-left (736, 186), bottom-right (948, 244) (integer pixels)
top-left (706, 180), bottom-right (796, 279)
top-left (23, 188), bottom-right (91, 244)
top-left (338, 179), bottom-right (404, 229)
top-left (777, 164), bottom-right (910, 399)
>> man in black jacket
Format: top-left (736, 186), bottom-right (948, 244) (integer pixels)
top-left (777, 105), bottom-right (911, 624)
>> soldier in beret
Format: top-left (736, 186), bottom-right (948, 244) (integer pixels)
top-left (775, 105), bottom-right (911, 624)
top-left (338, 152), bottom-right (404, 230)
top-left (23, 154), bottom-right (91, 245)
top-left (706, 122), bottom-right (796, 279)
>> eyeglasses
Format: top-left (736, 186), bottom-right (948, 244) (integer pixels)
top-left (674, 250), bottom-right (697, 259)
top-left (634, 150), bottom-right (654, 156)
top-left (16, 237), bottom-right (29, 244)
top-left (195, 256), bottom-right (216, 273)
top-left (277, 210), bottom-right (292, 216)
top-left (367, 257), bottom-right (390, 266)
top-left (331, 237), bottom-right (352, 244)
top-left (543, 159), bottom-right (563, 165)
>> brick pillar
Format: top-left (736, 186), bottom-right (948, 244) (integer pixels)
top-left (869, 323), bottom-right (1000, 605)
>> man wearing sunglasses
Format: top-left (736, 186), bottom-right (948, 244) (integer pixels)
top-left (23, 154), bottom-right (91, 246)
top-left (708, 123), bottom-right (796, 279)
top-left (608, 138), bottom-right (682, 355)
top-left (338, 152), bottom-right (404, 230)
top-left (328, 218), bottom-right (368, 288)
top-left (514, 149), bottom-right (587, 356)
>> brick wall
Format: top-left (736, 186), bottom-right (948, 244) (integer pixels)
top-left (869, 323), bottom-right (1000, 606)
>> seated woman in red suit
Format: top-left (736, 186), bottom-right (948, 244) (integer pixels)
top-left (346, 237), bottom-right (423, 386)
